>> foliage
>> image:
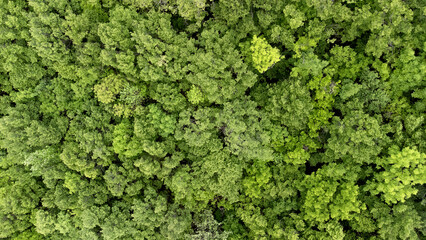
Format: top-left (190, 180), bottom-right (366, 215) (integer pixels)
top-left (241, 35), bottom-right (283, 73)
top-left (365, 146), bottom-right (426, 205)
top-left (0, 0), bottom-right (424, 239)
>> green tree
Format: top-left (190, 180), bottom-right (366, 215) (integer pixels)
top-left (240, 35), bottom-right (283, 73)
top-left (365, 146), bottom-right (426, 205)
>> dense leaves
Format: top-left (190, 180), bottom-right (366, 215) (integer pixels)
top-left (0, 0), bottom-right (425, 239)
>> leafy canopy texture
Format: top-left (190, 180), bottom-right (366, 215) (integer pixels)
top-left (0, 0), bottom-right (425, 239)
top-left (241, 35), bottom-right (283, 73)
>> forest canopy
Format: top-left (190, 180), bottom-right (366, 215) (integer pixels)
top-left (0, 0), bottom-right (425, 239)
